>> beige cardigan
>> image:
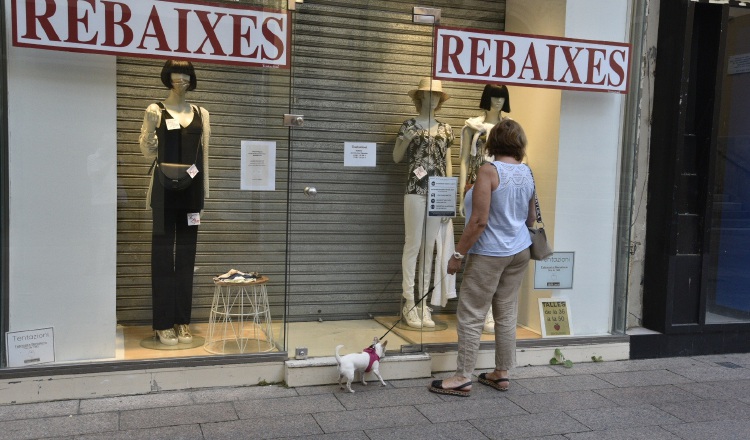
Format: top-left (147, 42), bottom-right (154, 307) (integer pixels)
top-left (139, 103), bottom-right (211, 208)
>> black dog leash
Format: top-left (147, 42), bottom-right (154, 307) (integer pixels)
top-left (378, 272), bottom-right (450, 341)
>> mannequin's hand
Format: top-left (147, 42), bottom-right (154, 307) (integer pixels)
top-left (459, 202), bottom-right (465, 218)
top-left (441, 216), bottom-right (450, 224)
top-left (401, 127), bottom-right (418, 143)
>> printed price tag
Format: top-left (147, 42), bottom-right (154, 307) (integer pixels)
top-left (187, 213), bottom-right (201, 226)
top-left (413, 166), bottom-right (427, 180)
top-left (186, 164), bottom-right (199, 178)
top-left (166, 119), bottom-right (181, 130)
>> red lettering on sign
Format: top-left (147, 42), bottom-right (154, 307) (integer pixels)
top-left (230, 14), bottom-right (259, 58)
top-left (545, 44), bottom-right (558, 81)
top-left (23, 0), bottom-right (61, 41)
top-left (585, 48), bottom-right (607, 86)
top-left (468, 37), bottom-right (491, 76)
top-left (493, 40), bottom-right (516, 79)
top-left (438, 34), bottom-right (465, 75)
top-left (518, 43), bottom-right (542, 81)
top-left (608, 49), bottom-right (626, 87)
top-left (261, 16), bottom-right (284, 61)
top-left (558, 46), bottom-right (583, 84)
top-left (194, 10), bottom-right (227, 56)
top-left (175, 8), bottom-right (191, 53)
top-left (101, 1), bottom-right (133, 47)
top-left (136, 6), bottom-right (170, 52)
top-left (65, 0), bottom-right (97, 45)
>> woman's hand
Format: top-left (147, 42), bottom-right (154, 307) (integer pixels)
top-left (447, 256), bottom-right (462, 275)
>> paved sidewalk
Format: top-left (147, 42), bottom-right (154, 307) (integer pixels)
top-left (1, 353), bottom-right (750, 439)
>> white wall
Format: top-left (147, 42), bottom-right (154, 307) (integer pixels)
top-left (554, 0), bottom-right (629, 335)
top-left (6, 4), bottom-right (118, 361)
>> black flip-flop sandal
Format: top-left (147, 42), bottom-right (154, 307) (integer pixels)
top-left (478, 373), bottom-right (510, 391)
top-left (428, 379), bottom-right (472, 397)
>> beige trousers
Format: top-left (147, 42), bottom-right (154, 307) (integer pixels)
top-left (455, 249), bottom-right (530, 378)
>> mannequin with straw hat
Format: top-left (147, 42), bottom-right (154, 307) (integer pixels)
top-left (393, 77), bottom-right (456, 329)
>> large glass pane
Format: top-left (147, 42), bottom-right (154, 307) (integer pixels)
top-left (705, 7), bottom-right (750, 324)
top-left (5, 0), bottom-right (291, 366)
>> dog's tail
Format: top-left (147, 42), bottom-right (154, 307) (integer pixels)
top-left (334, 345), bottom-right (344, 365)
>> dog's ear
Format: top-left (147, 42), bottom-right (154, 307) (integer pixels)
top-left (382, 340), bottom-right (388, 347)
top-left (372, 336), bottom-right (379, 344)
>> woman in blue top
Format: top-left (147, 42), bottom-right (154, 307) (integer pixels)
top-left (429, 119), bottom-right (536, 397)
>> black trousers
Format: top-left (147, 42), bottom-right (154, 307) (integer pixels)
top-left (151, 208), bottom-right (198, 330)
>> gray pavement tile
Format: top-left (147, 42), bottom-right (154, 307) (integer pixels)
top-left (691, 353), bottom-right (750, 368)
top-left (0, 413), bottom-right (118, 440)
top-left (654, 398), bottom-right (750, 422)
top-left (565, 405), bottom-right (682, 431)
top-left (594, 370), bottom-right (694, 388)
top-left (119, 402), bottom-right (236, 430)
top-left (334, 386), bottom-right (443, 410)
top-left (674, 378), bottom-right (750, 400)
top-left (594, 384), bottom-right (702, 406)
top-left (189, 384), bottom-right (298, 403)
top-left (312, 405), bottom-right (430, 433)
top-left (487, 366), bottom-right (562, 379)
top-left (668, 365), bottom-right (750, 382)
top-left (233, 394), bottom-right (345, 419)
top-left (506, 436), bottom-right (567, 440)
top-left (550, 357), bottom-right (711, 375)
top-left (415, 396), bottom-right (526, 422)
top-left (434, 379), bottom-right (533, 401)
top-left (75, 424), bottom-right (204, 440)
top-left (662, 420), bottom-right (750, 440)
top-left (201, 414), bottom-right (324, 440)
top-left (79, 391), bottom-right (194, 413)
top-left (507, 390), bottom-right (617, 413)
top-left (564, 425), bottom-right (682, 440)
top-left (0, 400), bottom-right (79, 421)
top-left (366, 420), bottom-right (490, 439)
top-left (274, 432), bottom-right (370, 440)
top-left (468, 411), bottom-right (589, 439)
top-left (515, 374), bottom-right (614, 394)
top-left (295, 384), bottom-right (347, 396)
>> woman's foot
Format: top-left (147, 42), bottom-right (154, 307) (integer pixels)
top-left (155, 329), bottom-right (178, 346)
top-left (428, 376), bottom-right (472, 396)
top-left (478, 370), bottom-right (510, 391)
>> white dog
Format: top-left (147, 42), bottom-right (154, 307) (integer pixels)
top-left (334, 337), bottom-right (388, 393)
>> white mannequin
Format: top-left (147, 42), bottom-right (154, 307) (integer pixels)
top-left (142, 73), bottom-right (193, 133)
top-left (394, 78), bottom-right (454, 329)
top-left (458, 84), bottom-right (511, 333)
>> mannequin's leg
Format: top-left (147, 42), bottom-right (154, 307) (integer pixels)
top-left (174, 209), bottom-right (198, 326)
top-left (151, 208), bottom-right (177, 331)
top-left (402, 194), bottom-right (426, 327)
top-left (418, 213), bottom-right (442, 327)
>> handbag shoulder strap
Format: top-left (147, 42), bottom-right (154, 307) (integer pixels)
top-left (527, 165), bottom-right (543, 224)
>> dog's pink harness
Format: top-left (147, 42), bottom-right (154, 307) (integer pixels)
top-left (363, 346), bottom-right (380, 373)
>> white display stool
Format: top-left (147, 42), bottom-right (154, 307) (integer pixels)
top-left (204, 276), bottom-right (276, 354)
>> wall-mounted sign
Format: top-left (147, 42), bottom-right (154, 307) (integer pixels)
top-left (344, 142), bottom-right (376, 167)
top-left (538, 300), bottom-right (572, 338)
top-left (434, 26), bottom-right (631, 94)
top-left (241, 141), bottom-right (276, 191)
top-left (427, 177), bottom-right (457, 217)
top-left (6, 327), bottom-right (55, 367)
top-left (11, 0), bottom-right (290, 68)
top-left (534, 252), bottom-right (575, 289)
top-left (728, 53), bottom-right (750, 75)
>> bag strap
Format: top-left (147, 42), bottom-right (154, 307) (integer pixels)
top-left (527, 165), bottom-right (543, 225)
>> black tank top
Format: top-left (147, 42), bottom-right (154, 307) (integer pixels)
top-left (151, 102), bottom-right (204, 211)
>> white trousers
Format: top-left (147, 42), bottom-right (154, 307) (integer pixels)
top-left (401, 194), bottom-right (442, 302)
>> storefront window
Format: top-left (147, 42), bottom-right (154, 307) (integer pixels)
top-left (2, 0), bottom-right (636, 371)
top-left (705, 6), bottom-right (750, 324)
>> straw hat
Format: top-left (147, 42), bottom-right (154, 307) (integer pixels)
top-left (408, 77), bottom-right (450, 110)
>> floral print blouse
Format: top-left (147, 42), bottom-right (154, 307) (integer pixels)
top-left (397, 118), bottom-right (455, 195)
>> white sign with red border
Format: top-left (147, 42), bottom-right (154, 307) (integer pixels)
top-left (11, 0), bottom-right (290, 68)
top-left (434, 26), bottom-right (631, 94)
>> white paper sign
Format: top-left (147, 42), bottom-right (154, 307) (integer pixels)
top-left (728, 54), bottom-right (750, 75)
top-left (534, 252), bottom-right (575, 289)
top-left (344, 142), bottom-right (376, 167)
top-left (6, 327), bottom-right (55, 367)
top-left (241, 141), bottom-right (276, 191)
top-left (427, 177), bottom-right (458, 217)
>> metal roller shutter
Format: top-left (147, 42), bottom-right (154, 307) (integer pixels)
top-left (116, 0), bottom-right (505, 325)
